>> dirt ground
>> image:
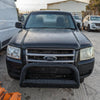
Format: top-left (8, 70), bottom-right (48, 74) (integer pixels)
top-left (0, 31), bottom-right (100, 100)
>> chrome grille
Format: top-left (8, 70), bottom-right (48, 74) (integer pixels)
top-left (95, 23), bottom-right (100, 26)
top-left (26, 48), bottom-right (75, 63)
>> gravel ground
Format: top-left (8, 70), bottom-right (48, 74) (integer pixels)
top-left (0, 30), bottom-right (100, 100)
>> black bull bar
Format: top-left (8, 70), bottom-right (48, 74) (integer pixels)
top-left (20, 63), bottom-right (80, 88)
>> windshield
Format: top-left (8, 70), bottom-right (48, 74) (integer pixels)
top-left (73, 16), bottom-right (80, 20)
top-left (90, 16), bottom-right (100, 21)
top-left (25, 12), bottom-right (76, 29)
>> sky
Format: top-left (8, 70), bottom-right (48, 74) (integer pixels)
top-left (15, 0), bottom-right (89, 12)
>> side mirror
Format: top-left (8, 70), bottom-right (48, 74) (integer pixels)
top-left (15, 22), bottom-right (23, 28)
top-left (77, 23), bottom-right (81, 31)
top-left (77, 23), bottom-right (80, 29)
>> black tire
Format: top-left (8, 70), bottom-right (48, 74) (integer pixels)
top-left (87, 25), bottom-right (91, 32)
top-left (80, 78), bottom-right (84, 83)
top-left (82, 23), bottom-right (85, 30)
top-left (79, 28), bottom-right (82, 31)
top-left (83, 26), bottom-right (85, 30)
top-left (8, 72), bottom-right (20, 80)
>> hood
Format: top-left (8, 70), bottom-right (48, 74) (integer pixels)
top-left (75, 19), bottom-right (82, 23)
top-left (22, 29), bottom-right (79, 49)
top-left (10, 29), bottom-right (92, 49)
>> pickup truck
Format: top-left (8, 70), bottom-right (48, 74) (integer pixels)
top-left (6, 11), bottom-right (94, 88)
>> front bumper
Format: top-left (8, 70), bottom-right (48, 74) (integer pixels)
top-left (6, 57), bottom-right (94, 88)
top-left (90, 25), bottom-right (100, 30)
top-left (20, 63), bottom-right (80, 88)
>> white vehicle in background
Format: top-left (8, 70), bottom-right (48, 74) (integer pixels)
top-left (19, 14), bottom-right (28, 23)
top-left (0, 0), bottom-right (18, 50)
top-left (73, 15), bottom-right (82, 30)
top-left (83, 15), bottom-right (100, 32)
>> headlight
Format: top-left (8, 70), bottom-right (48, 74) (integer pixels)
top-left (80, 47), bottom-right (94, 61)
top-left (91, 23), bottom-right (96, 27)
top-left (91, 23), bottom-right (95, 24)
top-left (7, 45), bottom-right (21, 59)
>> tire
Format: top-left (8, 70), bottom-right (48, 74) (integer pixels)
top-left (82, 23), bottom-right (85, 30)
top-left (8, 72), bottom-right (20, 80)
top-left (87, 25), bottom-right (91, 32)
top-left (79, 28), bottom-right (82, 31)
top-left (80, 78), bottom-right (84, 83)
top-left (83, 26), bottom-right (85, 30)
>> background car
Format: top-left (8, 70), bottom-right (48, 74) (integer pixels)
top-left (19, 14), bottom-right (28, 23)
top-left (83, 15), bottom-right (100, 32)
top-left (73, 15), bottom-right (82, 30)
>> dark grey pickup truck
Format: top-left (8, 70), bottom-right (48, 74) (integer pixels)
top-left (6, 11), bottom-right (94, 88)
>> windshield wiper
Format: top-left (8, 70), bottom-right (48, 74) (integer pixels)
top-left (25, 27), bottom-right (51, 29)
top-left (64, 28), bottom-right (76, 30)
top-left (25, 27), bottom-right (76, 30)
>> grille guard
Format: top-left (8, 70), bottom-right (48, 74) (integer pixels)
top-left (20, 63), bottom-right (80, 88)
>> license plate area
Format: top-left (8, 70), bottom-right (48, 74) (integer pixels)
top-left (26, 67), bottom-right (74, 80)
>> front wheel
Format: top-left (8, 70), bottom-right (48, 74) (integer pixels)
top-left (8, 72), bottom-right (20, 80)
top-left (80, 78), bottom-right (84, 83)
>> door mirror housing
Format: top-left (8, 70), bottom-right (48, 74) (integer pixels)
top-left (15, 22), bottom-right (23, 28)
top-left (77, 23), bottom-right (80, 30)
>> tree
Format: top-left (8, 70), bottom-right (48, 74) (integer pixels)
top-left (86, 0), bottom-right (100, 15)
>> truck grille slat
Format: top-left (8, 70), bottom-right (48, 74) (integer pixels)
top-left (95, 23), bottom-right (100, 26)
top-left (27, 53), bottom-right (74, 57)
top-left (27, 60), bottom-right (74, 63)
top-left (26, 48), bottom-right (75, 63)
top-left (27, 49), bottom-right (73, 54)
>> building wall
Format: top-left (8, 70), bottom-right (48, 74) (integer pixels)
top-left (47, 1), bottom-right (88, 16)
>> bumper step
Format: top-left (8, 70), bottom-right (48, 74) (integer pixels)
top-left (21, 79), bottom-right (79, 88)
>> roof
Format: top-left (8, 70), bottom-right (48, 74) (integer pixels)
top-left (31, 10), bottom-right (72, 15)
top-left (47, 0), bottom-right (88, 6)
top-left (30, 10), bottom-right (72, 15)
top-left (91, 15), bottom-right (100, 17)
top-left (86, 15), bottom-right (100, 17)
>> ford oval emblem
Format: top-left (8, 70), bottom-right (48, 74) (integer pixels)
top-left (43, 56), bottom-right (57, 61)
